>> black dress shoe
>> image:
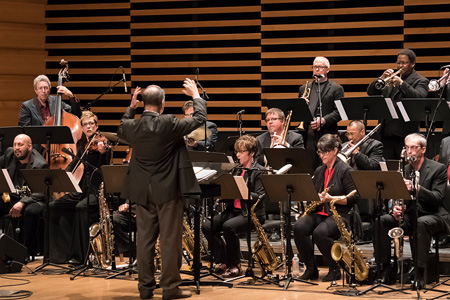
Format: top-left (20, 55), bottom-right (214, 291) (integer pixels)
top-left (380, 265), bottom-right (395, 285)
top-left (299, 268), bottom-right (319, 280)
top-left (322, 268), bottom-right (341, 282)
top-left (411, 279), bottom-right (425, 291)
top-left (437, 236), bottom-right (450, 248)
top-left (67, 258), bottom-right (82, 266)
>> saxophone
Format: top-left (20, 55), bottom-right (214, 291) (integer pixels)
top-left (301, 185), bottom-right (331, 218)
top-left (89, 182), bottom-right (115, 268)
top-left (182, 216), bottom-right (207, 262)
top-left (251, 198), bottom-right (280, 272)
top-left (329, 190), bottom-right (369, 282)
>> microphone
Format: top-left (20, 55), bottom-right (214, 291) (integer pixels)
top-left (236, 109), bottom-right (245, 115)
top-left (195, 68), bottom-right (199, 84)
top-left (121, 66), bottom-right (127, 93)
top-left (275, 164), bottom-right (293, 175)
top-left (313, 74), bottom-right (324, 78)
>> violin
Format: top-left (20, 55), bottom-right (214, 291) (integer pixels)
top-left (86, 131), bottom-right (111, 153)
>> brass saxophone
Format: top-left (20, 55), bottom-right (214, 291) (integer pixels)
top-left (89, 182), bottom-right (115, 268)
top-left (297, 81), bottom-right (311, 131)
top-left (301, 185), bottom-right (331, 218)
top-left (251, 198), bottom-right (280, 272)
top-left (329, 190), bottom-right (369, 282)
top-left (182, 216), bottom-right (207, 262)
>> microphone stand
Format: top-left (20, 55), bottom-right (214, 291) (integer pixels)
top-left (195, 78), bottom-right (210, 152)
top-left (316, 77), bottom-right (324, 138)
top-left (237, 113), bottom-right (244, 137)
top-left (83, 79), bottom-right (124, 111)
top-left (425, 82), bottom-right (448, 142)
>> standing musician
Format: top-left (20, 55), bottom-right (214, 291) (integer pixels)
top-left (375, 133), bottom-right (449, 288)
top-left (438, 67), bottom-right (450, 136)
top-left (202, 135), bottom-right (266, 278)
top-left (298, 56), bottom-right (344, 169)
top-left (117, 79), bottom-right (205, 300)
top-left (256, 107), bottom-right (304, 164)
top-left (344, 120), bottom-right (384, 170)
top-left (293, 134), bottom-right (359, 282)
top-left (0, 134), bottom-right (48, 257)
top-left (182, 100), bottom-right (218, 152)
top-left (367, 49), bottom-right (429, 159)
top-left (49, 111), bottom-right (111, 265)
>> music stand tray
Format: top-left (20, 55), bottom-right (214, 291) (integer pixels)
top-left (188, 151), bottom-right (231, 163)
top-left (265, 99), bottom-right (314, 123)
top-left (264, 148), bottom-right (314, 175)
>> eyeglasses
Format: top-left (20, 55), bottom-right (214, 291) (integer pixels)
top-left (312, 65), bottom-right (328, 70)
top-left (405, 145), bottom-right (421, 151)
top-left (82, 121), bottom-right (96, 127)
top-left (235, 150), bottom-right (248, 154)
top-left (317, 150), bottom-right (330, 155)
top-left (266, 117), bottom-right (281, 122)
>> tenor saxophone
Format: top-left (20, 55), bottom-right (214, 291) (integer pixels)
top-left (329, 190), bottom-right (369, 282)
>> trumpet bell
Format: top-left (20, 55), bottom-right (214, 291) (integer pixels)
top-left (429, 79), bottom-right (440, 92)
top-left (374, 78), bottom-right (386, 90)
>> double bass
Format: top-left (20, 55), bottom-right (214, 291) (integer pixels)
top-left (43, 59), bottom-right (83, 180)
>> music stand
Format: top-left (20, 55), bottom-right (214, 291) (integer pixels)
top-left (265, 99), bottom-right (314, 123)
top-left (335, 96), bottom-right (398, 128)
top-left (349, 171), bottom-right (410, 295)
top-left (21, 169), bottom-right (81, 273)
top-left (260, 174), bottom-right (319, 290)
top-left (188, 150), bottom-right (230, 163)
top-left (98, 165), bottom-right (136, 280)
top-left (264, 148), bottom-right (314, 174)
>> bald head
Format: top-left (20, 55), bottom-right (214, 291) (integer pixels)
top-left (13, 134), bottom-right (33, 162)
top-left (142, 85), bottom-right (165, 108)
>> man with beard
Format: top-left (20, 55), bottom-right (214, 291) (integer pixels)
top-left (0, 134), bottom-right (48, 257)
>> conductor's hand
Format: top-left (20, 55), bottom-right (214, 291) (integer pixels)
top-left (9, 202), bottom-right (24, 218)
top-left (130, 86), bottom-right (141, 109)
top-left (182, 78), bottom-right (201, 99)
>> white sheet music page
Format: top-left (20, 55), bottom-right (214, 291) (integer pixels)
top-left (334, 100), bottom-right (348, 120)
top-left (384, 98), bottom-right (399, 119)
top-left (397, 101), bottom-right (410, 122)
top-left (67, 172), bottom-right (83, 193)
top-left (2, 169), bottom-right (16, 193)
top-left (234, 176), bottom-right (249, 200)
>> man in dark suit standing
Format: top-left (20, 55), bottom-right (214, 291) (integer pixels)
top-left (376, 133), bottom-right (449, 288)
top-left (298, 56), bottom-right (344, 168)
top-left (367, 49), bottom-right (429, 159)
top-left (0, 134), bottom-right (48, 257)
top-left (118, 79), bottom-right (206, 300)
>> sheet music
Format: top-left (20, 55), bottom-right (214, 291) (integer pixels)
top-left (2, 169), bottom-right (16, 193)
top-left (195, 168), bottom-right (217, 181)
top-left (397, 101), bottom-right (410, 122)
top-left (334, 100), bottom-right (348, 120)
top-left (379, 162), bottom-right (388, 171)
top-left (384, 98), bottom-right (399, 119)
top-left (234, 176), bottom-right (248, 200)
top-left (66, 172), bottom-right (83, 193)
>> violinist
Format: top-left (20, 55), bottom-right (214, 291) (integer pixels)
top-left (49, 111), bottom-right (111, 265)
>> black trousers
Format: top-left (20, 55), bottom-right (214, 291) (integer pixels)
top-left (293, 213), bottom-right (341, 270)
top-left (49, 193), bottom-right (99, 263)
top-left (112, 210), bottom-right (135, 255)
top-left (376, 213), bottom-right (445, 268)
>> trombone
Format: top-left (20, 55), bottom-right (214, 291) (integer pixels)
top-left (297, 81), bottom-right (310, 131)
top-left (374, 69), bottom-right (402, 90)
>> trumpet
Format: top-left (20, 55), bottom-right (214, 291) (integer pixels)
top-left (297, 82), bottom-right (311, 131)
top-left (374, 69), bottom-right (402, 90)
top-left (429, 72), bottom-right (450, 91)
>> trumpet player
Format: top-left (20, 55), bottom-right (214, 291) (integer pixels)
top-left (293, 134), bottom-right (359, 282)
top-left (367, 49), bottom-right (429, 159)
top-left (255, 108), bottom-right (304, 164)
top-left (376, 133), bottom-right (449, 289)
top-left (344, 120), bottom-right (383, 170)
top-left (298, 56), bottom-right (344, 169)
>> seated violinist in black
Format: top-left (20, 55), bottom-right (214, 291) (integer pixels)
top-left (49, 111), bottom-right (111, 265)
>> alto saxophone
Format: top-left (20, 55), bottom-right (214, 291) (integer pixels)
top-left (182, 216), bottom-right (207, 263)
top-left (301, 185), bottom-right (331, 218)
top-left (90, 182), bottom-right (115, 268)
top-left (251, 198), bottom-right (280, 272)
top-left (329, 190), bottom-right (369, 282)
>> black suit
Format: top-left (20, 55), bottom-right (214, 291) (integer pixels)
top-left (293, 158), bottom-right (359, 270)
top-left (299, 79), bottom-right (344, 168)
top-left (377, 157), bottom-right (449, 269)
top-left (0, 147), bottom-right (48, 255)
top-left (439, 136), bottom-right (450, 167)
top-left (255, 130), bottom-right (304, 165)
top-left (117, 98), bottom-right (206, 296)
top-left (367, 70), bottom-right (429, 159)
top-left (346, 138), bottom-right (384, 170)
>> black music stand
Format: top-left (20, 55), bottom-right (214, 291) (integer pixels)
top-left (399, 98), bottom-right (450, 138)
top-left (98, 165), bottom-right (136, 280)
top-left (264, 148), bottom-right (314, 174)
top-left (265, 99), bottom-right (314, 123)
top-left (21, 169), bottom-right (81, 273)
top-left (260, 174), bottom-right (319, 290)
top-left (349, 171), bottom-right (410, 296)
top-left (188, 150), bottom-right (230, 163)
top-left (335, 96), bottom-right (397, 128)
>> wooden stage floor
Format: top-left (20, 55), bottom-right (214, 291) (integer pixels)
top-left (2, 257), bottom-right (450, 300)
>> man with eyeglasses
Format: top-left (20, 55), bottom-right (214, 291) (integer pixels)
top-left (343, 120), bottom-right (383, 170)
top-left (367, 49), bottom-right (429, 160)
top-left (375, 133), bottom-right (449, 289)
top-left (256, 107), bottom-right (304, 164)
top-left (298, 56), bottom-right (344, 169)
top-left (182, 100), bottom-right (218, 151)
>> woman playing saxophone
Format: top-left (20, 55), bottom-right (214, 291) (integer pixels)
top-left (293, 134), bottom-right (359, 282)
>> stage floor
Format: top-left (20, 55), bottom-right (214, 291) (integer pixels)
top-left (2, 256), bottom-right (450, 300)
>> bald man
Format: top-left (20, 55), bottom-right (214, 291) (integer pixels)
top-left (0, 134), bottom-right (48, 257)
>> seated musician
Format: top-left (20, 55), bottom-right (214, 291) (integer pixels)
top-left (293, 134), bottom-right (359, 281)
top-left (0, 134), bottom-right (48, 257)
top-left (49, 111), bottom-right (112, 265)
top-left (376, 133), bottom-right (449, 288)
top-left (112, 201), bottom-right (136, 257)
top-left (201, 135), bottom-right (266, 278)
top-left (344, 120), bottom-right (383, 170)
top-left (182, 100), bottom-right (218, 152)
top-left (256, 108), bottom-right (304, 164)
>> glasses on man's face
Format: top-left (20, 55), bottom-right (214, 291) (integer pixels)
top-left (312, 65), bottom-right (328, 70)
top-left (405, 145), bottom-right (421, 151)
top-left (82, 121), bottom-right (96, 127)
top-left (317, 150), bottom-right (330, 155)
top-left (266, 117), bottom-right (281, 123)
